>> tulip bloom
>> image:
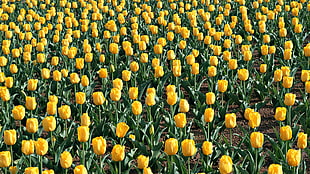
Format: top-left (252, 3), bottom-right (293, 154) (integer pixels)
top-left (179, 99), bottom-right (189, 113)
top-left (286, 149), bottom-right (301, 167)
top-left (137, 155), bottom-right (149, 169)
top-left (248, 112), bottom-right (261, 128)
top-left (70, 73), bottom-right (80, 84)
top-left (4, 129), bottom-right (16, 146)
top-left (174, 113), bottom-right (187, 128)
top-left (122, 70), bottom-right (131, 82)
top-left (26, 96), bottom-right (37, 110)
top-left (282, 76), bottom-right (293, 88)
top-left (284, 93), bottom-right (295, 106)
top-left (204, 108), bottom-right (214, 123)
top-left (76, 92), bottom-right (86, 104)
top-left (46, 102), bottom-right (57, 115)
top-left (24, 167), bottom-right (39, 174)
top-left (35, 138), bottom-right (48, 156)
top-left (167, 92), bottom-right (177, 106)
top-left (58, 105), bottom-right (71, 119)
top-left (128, 87), bottom-right (138, 100)
top-left (244, 108), bottom-right (254, 120)
top-left (238, 69), bottom-right (249, 81)
top-left (218, 80), bottom-right (228, 93)
top-left (132, 101), bottom-right (142, 115)
top-left (42, 116), bottom-right (56, 132)
top-left (0, 151), bottom-right (11, 167)
top-left (250, 132), bottom-right (264, 148)
top-left (42, 169), bottom-right (54, 174)
top-left (12, 105), bottom-right (25, 120)
top-left (164, 138), bottom-right (178, 155)
top-left (181, 139), bottom-right (197, 157)
top-left (74, 165), bottom-right (87, 174)
top-left (145, 93), bottom-right (156, 106)
top-left (205, 92), bottom-right (215, 105)
top-left (225, 113), bottom-right (236, 128)
top-left (80, 113), bottom-right (91, 127)
top-left (280, 126), bottom-right (292, 141)
top-left (202, 141), bottom-right (213, 155)
top-left (92, 92), bottom-right (105, 105)
top-left (110, 88), bottom-right (121, 101)
top-left (116, 122), bottom-right (130, 138)
top-left (267, 164), bottom-right (283, 174)
top-left (297, 132), bottom-right (307, 149)
top-left (26, 118), bottom-right (38, 133)
top-left (260, 64), bottom-right (267, 73)
top-left (92, 137), bottom-right (107, 155)
top-left (274, 107), bottom-right (286, 121)
top-left (143, 167), bottom-right (153, 174)
top-left (60, 151), bottom-right (73, 169)
top-left (77, 126), bottom-right (89, 142)
top-left (111, 144), bottom-right (125, 161)
top-left (22, 140), bottom-right (35, 155)
top-left (27, 79), bottom-right (39, 91)
top-left (219, 155), bottom-right (233, 174)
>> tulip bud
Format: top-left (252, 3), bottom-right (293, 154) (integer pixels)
top-left (35, 138), bottom-right (48, 156)
top-left (130, 61), bottom-right (139, 72)
top-left (204, 108), bottom-right (214, 123)
top-left (267, 164), bottom-right (283, 174)
top-left (24, 167), bottom-right (39, 174)
top-left (179, 99), bottom-right (189, 112)
top-left (21, 140), bottom-right (35, 155)
top-left (280, 125), bottom-right (292, 141)
top-left (274, 107), bottom-right (286, 121)
top-left (110, 88), bottom-right (121, 101)
top-left (26, 118), bottom-right (38, 133)
top-left (113, 78), bottom-right (123, 90)
top-left (281, 66), bottom-right (290, 77)
top-left (58, 105), bottom-right (71, 119)
top-left (286, 149), bottom-right (301, 167)
top-left (109, 43), bottom-right (119, 54)
top-left (4, 129), bottom-right (16, 146)
top-left (191, 63), bottom-right (199, 75)
top-left (284, 93), bottom-right (295, 106)
top-left (143, 167), bottom-right (153, 174)
top-left (228, 59), bottom-right (237, 70)
top-left (42, 116), bottom-right (56, 132)
top-left (137, 155), bottom-right (149, 169)
top-left (10, 64), bottom-right (18, 74)
top-left (164, 138), bottom-right (178, 155)
top-left (60, 151), bottom-right (73, 169)
top-left (77, 126), bottom-right (89, 142)
top-left (116, 122), bottom-right (129, 138)
top-left (297, 132), bottom-right (307, 149)
top-left (205, 92), bottom-right (215, 105)
top-left (301, 70), bottom-right (309, 82)
top-left (0, 86), bottom-right (10, 101)
top-left (225, 113), bottom-right (236, 128)
top-left (52, 70), bottom-right (61, 81)
top-left (74, 165), bottom-right (87, 174)
top-left (12, 105), bottom-right (25, 120)
top-left (202, 141), bottom-right (213, 155)
top-left (174, 113), bottom-right (187, 128)
top-left (238, 69), bottom-right (249, 81)
top-left (111, 144), bottom-right (125, 161)
top-left (5, 77), bottom-right (14, 88)
top-left (92, 136), bottom-right (106, 155)
top-left (154, 66), bottom-right (164, 78)
top-left (92, 92), bottom-right (105, 105)
top-left (248, 112), bottom-right (261, 128)
top-left (218, 80), bottom-right (228, 93)
top-left (76, 92), bottom-right (86, 104)
top-left (27, 79), bottom-right (38, 91)
top-left (46, 102), bottom-right (57, 115)
top-left (75, 58), bottom-right (84, 69)
top-left (219, 155), bottom-right (233, 174)
top-left (250, 132), bottom-right (264, 148)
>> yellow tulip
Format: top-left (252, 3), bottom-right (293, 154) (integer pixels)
top-left (181, 139), bottom-right (197, 157)
top-left (219, 155), bottom-right (233, 174)
top-left (60, 151), bottom-right (72, 169)
top-left (225, 113), bottom-right (236, 128)
top-left (137, 155), bottom-right (149, 169)
top-left (92, 137), bottom-right (106, 155)
top-left (202, 141), bottom-right (213, 155)
top-left (164, 138), bottom-right (178, 155)
top-left (42, 116), bottom-right (56, 132)
top-left (35, 138), bottom-right (48, 156)
top-left (132, 101), bottom-right (142, 115)
top-left (116, 122), bottom-right (129, 138)
top-left (58, 105), bottom-right (71, 119)
top-left (111, 144), bottom-right (125, 161)
top-left (297, 132), bottom-right (307, 149)
top-left (77, 126), bottom-right (89, 142)
top-left (4, 129), bottom-right (16, 146)
top-left (267, 164), bottom-right (283, 174)
top-left (280, 126), bottom-right (292, 141)
top-left (286, 149), bottom-right (301, 167)
top-left (250, 132), bottom-right (264, 148)
top-left (12, 105), bottom-right (25, 120)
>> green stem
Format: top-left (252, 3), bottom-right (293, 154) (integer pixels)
top-left (207, 122), bottom-right (210, 141)
top-left (40, 155), bottom-right (43, 174)
top-left (29, 155), bottom-right (31, 167)
top-left (10, 146), bottom-right (13, 166)
top-left (83, 142), bottom-right (85, 165)
top-left (188, 157), bottom-right (191, 174)
top-left (288, 106), bottom-right (292, 126)
top-left (230, 128), bottom-right (232, 147)
top-left (255, 148), bottom-right (258, 174)
top-left (119, 161), bottom-right (121, 174)
top-left (65, 119), bottom-right (67, 138)
top-left (99, 105), bottom-right (101, 121)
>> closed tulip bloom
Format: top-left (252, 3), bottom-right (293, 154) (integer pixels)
top-left (244, 108), bottom-right (254, 120)
top-left (179, 99), bottom-right (189, 113)
top-left (113, 78), bottom-right (123, 90)
top-left (111, 144), bottom-right (125, 161)
top-left (225, 113), bottom-right (236, 128)
top-left (174, 113), bottom-right (187, 128)
top-left (181, 139), bottom-right (196, 157)
top-left (167, 92), bottom-right (177, 106)
top-left (110, 88), bottom-right (121, 101)
top-left (42, 170), bottom-right (54, 174)
top-left (268, 164), bottom-right (283, 174)
top-left (202, 141), bottom-right (213, 155)
top-left (137, 155), bottom-right (149, 169)
top-left (75, 58), bottom-right (84, 70)
top-left (26, 118), bottom-right (38, 133)
top-left (260, 64), bottom-right (267, 73)
top-left (70, 73), bottom-right (80, 84)
top-left (186, 55), bottom-right (195, 65)
top-left (26, 96), bottom-right (37, 110)
top-left (74, 165), bottom-right (87, 174)
top-left (80, 113), bottom-right (91, 127)
top-left (25, 167), bottom-right (39, 174)
top-left (109, 43), bottom-right (119, 54)
top-left (191, 63), bottom-right (199, 75)
top-left (250, 132), bottom-right (264, 148)
top-left (238, 69), bottom-right (249, 81)
top-left (179, 40), bottom-right (187, 49)
top-left (4, 129), bottom-right (16, 145)
top-left (132, 101), bottom-right (142, 115)
top-left (208, 66), bottom-right (217, 77)
top-left (58, 105), bottom-right (71, 119)
top-left (280, 126), bottom-right (292, 141)
top-left (122, 70), bottom-right (131, 82)
top-left (46, 102), bottom-right (57, 115)
top-left (78, 126), bottom-right (89, 142)
top-left (116, 122), bottom-right (130, 138)
top-left (152, 58), bottom-right (160, 68)
top-left (218, 80), bottom-right (228, 93)
top-left (22, 140), bottom-right (35, 155)
top-left (130, 61), bottom-right (139, 72)
top-left (282, 76), bottom-right (293, 88)
top-left (4, 77), bottom-right (13, 88)
top-left (98, 68), bottom-right (108, 78)
top-left (60, 151), bottom-right (73, 168)
top-left (12, 105), bottom-right (25, 120)
top-left (146, 93), bottom-right (156, 106)
top-left (261, 45), bottom-right (269, 55)
top-left (204, 108), bottom-right (214, 123)
top-left (284, 93), bottom-right (295, 106)
top-left (9, 64), bottom-right (18, 74)
top-left (274, 107), bottom-right (286, 121)
top-left (304, 46), bottom-right (310, 57)
top-left (52, 70), bottom-right (61, 81)
top-left (154, 66), bottom-right (164, 78)
top-left (81, 75), bottom-right (89, 87)
top-left (42, 116), bottom-right (56, 132)
top-left (35, 138), bottom-right (48, 156)
top-left (164, 138), bottom-right (178, 155)
top-left (297, 132), bottom-right (307, 149)
top-left (274, 69), bottom-right (283, 82)
top-left (0, 151), bottom-right (11, 167)
top-left (206, 92), bottom-right (215, 105)
top-left (143, 167), bottom-right (153, 174)
top-left (219, 155), bottom-right (233, 174)
top-left (129, 87), bottom-right (138, 100)
top-left (48, 95), bottom-right (58, 104)
top-left (76, 92), bottom-right (86, 104)
top-left (283, 49), bottom-right (292, 60)
top-left (27, 79), bottom-right (39, 91)
top-left (92, 136), bottom-right (106, 155)
top-left (248, 112), bottom-right (261, 128)
top-left (301, 70), bottom-right (309, 82)
top-left (9, 166), bottom-right (17, 174)
top-left (228, 59), bottom-right (237, 70)
top-left (281, 66), bottom-right (290, 77)
top-left (154, 44), bottom-right (163, 54)
top-left (306, 81), bottom-right (310, 93)
top-left (286, 149), bottom-right (301, 167)
top-left (92, 92), bottom-right (105, 105)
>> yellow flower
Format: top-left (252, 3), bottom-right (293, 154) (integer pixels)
top-left (205, 92), bottom-right (215, 105)
top-left (110, 88), bottom-right (121, 101)
top-left (92, 137), bottom-right (106, 155)
top-left (179, 99), bottom-right (189, 113)
top-left (238, 69), bottom-right (249, 81)
top-left (24, 167), bottom-right (39, 174)
top-left (74, 165), bottom-right (87, 174)
top-left (70, 73), bottom-right (80, 84)
top-left (225, 113), bottom-right (236, 128)
top-left (116, 122), bottom-right (130, 138)
top-left (219, 155), bottom-right (233, 174)
top-left (181, 139), bottom-right (196, 157)
top-left (111, 144), bottom-right (125, 161)
top-left (4, 129), bottom-right (16, 146)
top-left (202, 141), bottom-right (213, 155)
top-left (77, 126), bottom-right (89, 142)
top-left (248, 112), bottom-right (261, 128)
top-left (132, 101), bottom-right (142, 115)
top-left (92, 92), bottom-right (105, 105)
top-left (167, 92), bottom-right (177, 106)
top-left (12, 105), bottom-right (25, 120)
top-left (297, 132), bottom-right (307, 149)
top-left (129, 87), bottom-right (138, 100)
top-left (26, 118), bottom-right (38, 133)
top-left (267, 164), bottom-right (283, 174)
top-left (280, 126), bottom-right (292, 141)
top-left (284, 93), bottom-right (295, 106)
top-left (80, 113), bottom-right (91, 127)
top-left (35, 138), bottom-right (48, 156)
top-left (42, 116), bottom-right (56, 132)
top-left (113, 78), bottom-right (123, 90)
top-left (122, 70), bottom-right (131, 82)
top-left (76, 92), bottom-right (86, 104)
top-left (174, 113), bottom-right (187, 128)
top-left (250, 132), bottom-right (264, 148)
top-left (137, 155), bottom-right (149, 169)
top-left (286, 149), bottom-right (301, 167)
top-left (218, 80), bottom-right (228, 93)
top-left (60, 151), bottom-right (72, 169)
top-left (58, 105), bottom-right (71, 119)
top-left (98, 68), bottom-right (108, 78)
top-left (21, 140), bottom-right (34, 155)
top-left (274, 107), bottom-right (286, 121)
top-left (164, 138), bottom-right (178, 155)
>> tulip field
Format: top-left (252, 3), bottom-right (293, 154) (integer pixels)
top-left (1, 0), bottom-right (310, 173)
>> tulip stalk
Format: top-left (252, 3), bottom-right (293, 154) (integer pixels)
top-left (288, 106), bottom-right (292, 126)
top-left (187, 157), bottom-right (191, 174)
top-left (255, 148), bottom-right (258, 174)
top-left (118, 161), bottom-right (121, 174)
